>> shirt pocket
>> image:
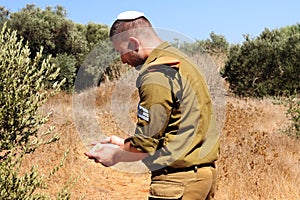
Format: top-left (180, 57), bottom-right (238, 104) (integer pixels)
top-left (149, 180), bottom-right (184, 199)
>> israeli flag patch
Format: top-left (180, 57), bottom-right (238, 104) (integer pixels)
top-left (137, 104), bottom-right (150, 122)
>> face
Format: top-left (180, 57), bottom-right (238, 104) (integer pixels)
top-left (112, 40), bottom-right (146, 67)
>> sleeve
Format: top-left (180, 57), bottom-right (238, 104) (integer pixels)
top-left (127, 70), bottom-right (174, 155)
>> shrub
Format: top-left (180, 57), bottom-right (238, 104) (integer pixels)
top-left (51, 53), bottom-right (77, 92)
top-left (0, 24), bottom-right (69, 199)
top-left (284, 94), bottom-right (300, 137)
top-left (77, 39), bottom-right (121, 90)
top-left (221, 24), bottom-right (300, 97)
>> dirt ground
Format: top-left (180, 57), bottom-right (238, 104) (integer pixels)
top-left (22, 84), bottom-right (300, 200)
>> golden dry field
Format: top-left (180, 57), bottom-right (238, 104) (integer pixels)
top-left (22, 83), bottom-right (300, 200)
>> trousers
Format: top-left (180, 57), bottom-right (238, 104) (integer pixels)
top-left (148, 166), bottom-right (217, 200)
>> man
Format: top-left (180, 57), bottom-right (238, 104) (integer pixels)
top-left (85, 11), bottom-right (220, 200)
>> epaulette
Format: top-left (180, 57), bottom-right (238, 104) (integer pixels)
top-left (147, 56), bottom-right (180, 71)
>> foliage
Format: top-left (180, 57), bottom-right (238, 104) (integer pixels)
top-left (7, 5), bottom-right (86, 58)
top-left (173, 32), bottom-right (229, 56)
top-left (0, 6), bottom-right (9, 27)
top-left (4, 4), bottom-right (89, 91)
top-left (199, 32), bottom-right (229, 55)
top-left (85, 22), bottom-right (109, 50)
top-left (0, 24), bottom-right (69, 199)
top-left (0, 156), bottom-right (46, 200)
top-left (51, 53), bottom-right (77, 91)
top-left (78, 39), bottom-right (121, 89)
top-left (221, 24), bottom-right (300, 97)
top-left (283, 94), bottom-right (300, 137)
top-left (0, 4), bottom-right (115, 91)
top-left (0, 26), bottom-right (62, 152)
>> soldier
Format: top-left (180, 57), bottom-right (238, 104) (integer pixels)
top-left (85, 11), bottom-right (220, 200)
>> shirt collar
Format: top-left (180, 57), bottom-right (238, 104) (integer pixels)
top-left (137, 41), bottom-right (171, 73)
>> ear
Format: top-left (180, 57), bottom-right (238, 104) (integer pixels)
top-left (128, 37), bottom-right (140, 52)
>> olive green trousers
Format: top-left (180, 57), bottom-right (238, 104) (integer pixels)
top-left (148, 166), bottom-right (217, 200)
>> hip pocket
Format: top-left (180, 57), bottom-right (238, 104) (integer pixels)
top-left (149, 180), bottom-right (184, 199)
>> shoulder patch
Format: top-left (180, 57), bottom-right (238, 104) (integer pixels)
top-left (137, 104), bottom-right (150, 122)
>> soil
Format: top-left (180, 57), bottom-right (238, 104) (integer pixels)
top-left (22, 84), bottom-right (299, 200)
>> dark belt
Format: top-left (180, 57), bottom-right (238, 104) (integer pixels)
top-left (151, 162), bottom-right (215, 176)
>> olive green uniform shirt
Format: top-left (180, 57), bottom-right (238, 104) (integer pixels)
top-left (126, 42), bottom-right (220, 171)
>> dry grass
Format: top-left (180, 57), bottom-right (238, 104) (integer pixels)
top-left (22, 83), bottom-right (300, 199)
top-left (216, 97), bottom-right (300, 200)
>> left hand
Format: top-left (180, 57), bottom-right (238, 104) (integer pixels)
top-left (100, 135), bottom-right (125, 146)
top-left (84, 143), bottom-right (120, 167)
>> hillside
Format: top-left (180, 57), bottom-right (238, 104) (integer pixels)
top-left (22, 83), bottom-right (300, 200)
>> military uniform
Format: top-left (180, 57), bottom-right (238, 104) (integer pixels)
top-left (125, 42), bottom-right (220, 200)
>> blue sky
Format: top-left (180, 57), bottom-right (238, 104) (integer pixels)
top-left (2, 0), bottom-right (300, 43)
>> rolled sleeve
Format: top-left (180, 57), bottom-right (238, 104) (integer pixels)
top-left (125, 135), bottom-right (159, 155)
top-left (129, 70), bottom-right (174, 154)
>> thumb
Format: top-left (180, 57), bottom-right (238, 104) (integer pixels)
top-left (88, 143), bottom-right (103, 154)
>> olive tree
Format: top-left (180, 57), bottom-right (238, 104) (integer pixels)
top-left (0, 24), bottom-right (69, 199)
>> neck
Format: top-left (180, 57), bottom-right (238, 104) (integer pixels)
top-left (141, 37), bottom-right (164, 57)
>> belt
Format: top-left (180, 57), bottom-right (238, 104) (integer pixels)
top-left (151, 162), bottom-right (215, 176)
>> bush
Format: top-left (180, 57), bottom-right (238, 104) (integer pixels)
top-left (4, 4), bottom-right (89, 92)
top-left (51, 53), bottom-right (77, 92)
top-left (174, 32), bottom-right (229, 56)
top-left (221, 24), bottom-right (300, 97)
top-left (0, 24), bottom-right (69, 199)
top-left (284, 94), bottom-right (300, 137)
top-left (77, 39), bottom-right (121, 90)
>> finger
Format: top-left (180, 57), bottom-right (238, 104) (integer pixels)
top-left (90, 141), bottom-right (99, 146)
top-left (85, 153), bottom-right (101, 163)
top-left (89, 143), bottom-right (103, 154)
top-left (84, 152), bottom-right (93, 158)
top-left (89, 156), bottom-right (107, 166)
top-left (94, 158), bottom-right (102, 163)
top-left (100, 162), bottom-right (109, 167)
top-left (100, 137), bottom-right (111, 144)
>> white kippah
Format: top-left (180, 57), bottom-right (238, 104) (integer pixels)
top-left (116, 11), bottom-right (145, 20)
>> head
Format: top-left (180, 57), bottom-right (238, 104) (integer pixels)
top-left (110, 11), bottom-right (162, 67)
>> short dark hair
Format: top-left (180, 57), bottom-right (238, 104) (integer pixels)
top-left (109, 16), bottom-right (156, 40)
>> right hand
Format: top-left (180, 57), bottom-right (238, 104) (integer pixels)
top-left (85, 143), bottom-right (120, 166)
